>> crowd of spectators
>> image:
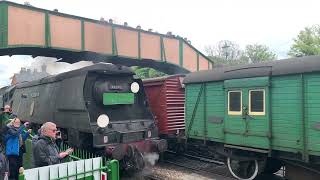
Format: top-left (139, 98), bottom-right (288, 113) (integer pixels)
top-left (0, 105), bottom-right (73, 180)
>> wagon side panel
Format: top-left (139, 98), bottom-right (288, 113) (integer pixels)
top-left (305, 73), bottom-right (320, 156)
top-left (205, 82), bottom-right (224, 142)
top-left (271, 75), bottom-right (302, 152)
top-left (185, 83), bottom-right (205, 138)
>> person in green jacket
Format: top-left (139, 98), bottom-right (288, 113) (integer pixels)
top-left (0, 105), bottom-right (13, 147)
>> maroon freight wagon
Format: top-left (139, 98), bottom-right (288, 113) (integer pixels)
top-left (143, 75), bottom-right (186, 137)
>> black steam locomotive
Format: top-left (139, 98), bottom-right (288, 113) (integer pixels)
top-left (0, 63), bottom-right (166, 170)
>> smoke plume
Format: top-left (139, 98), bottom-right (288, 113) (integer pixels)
top-left (144, 153), bottom-right (159, 166)
top-left (10, 56), bottom-right (94, 85)
top-left (28, 56), bottom-right (93, 75)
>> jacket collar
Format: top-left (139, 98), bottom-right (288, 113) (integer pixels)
top-left (39, 135), bottom-right (55, 144)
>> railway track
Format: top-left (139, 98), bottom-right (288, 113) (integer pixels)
top-left (162, 151), bottom-right (286, 180)
top-left (144, 174), bottom-right (166, 180)
top-left (124, 151), bottom-right (286, 180)
top-left (163, 151), bottom-right (234, 179)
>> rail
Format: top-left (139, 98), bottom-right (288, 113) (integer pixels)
top-left (19, 157), bottom-right (119, 180)
top-left (19, 130), bottom-right (119, 180)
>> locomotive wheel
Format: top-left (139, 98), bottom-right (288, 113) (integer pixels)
top-left (127, 145), bottom-right (134, 158)
top-left (133, 147), bottom-right (145, 170)
top-left (227, 157), bottom-right (259, 180)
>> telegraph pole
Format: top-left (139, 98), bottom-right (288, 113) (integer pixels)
top-left (222, 42), bottom-right (230, 60)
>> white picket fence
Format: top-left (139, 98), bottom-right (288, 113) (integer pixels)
top-left (21, 157), bottom-right (106, 180)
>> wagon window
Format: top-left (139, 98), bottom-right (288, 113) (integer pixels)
top-left (249, 90), bottom-right (265, 115)
top-left (228, 91), bottom-right (242, 115)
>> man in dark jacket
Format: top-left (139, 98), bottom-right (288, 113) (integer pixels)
top-left (0, 149), bottom-right (9, 180)
top-left (33, 122), bottom-right (73, 167)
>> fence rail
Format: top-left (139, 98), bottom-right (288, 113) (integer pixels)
top-left (19, 157), bottom-right (119, 180)
top-left (19, 134), bottom-right (119, 180)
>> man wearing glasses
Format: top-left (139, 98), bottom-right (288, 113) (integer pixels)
top-left (33, 122), bottom-right (73, 167)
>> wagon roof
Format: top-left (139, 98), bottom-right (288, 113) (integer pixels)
top-left (184, 55), bottom-right (320, 84)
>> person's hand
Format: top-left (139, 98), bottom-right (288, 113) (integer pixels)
top-left (65, 148), bottom-right (74, 154)
top-left (59, 152), bottom-right (69, 158)
top-left (27, 129), bottom-right (32, 133)
top-left (24, 122), bottom-right (29, 127)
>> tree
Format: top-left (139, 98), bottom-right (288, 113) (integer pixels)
top-left (205, 40), bottom-right (242, 60)
top-left (131, 66), bottom-right (166, 79)
top-left (245, 44), bottom-right (277, 63)
top-left (205, 41), bottom-right (277, 67)
top-left (217, 40), bottom-right (242, 60)
top-left (205, 40), bottom-right (248, 67)
top-left (288, 25), bottom-right (320, 57)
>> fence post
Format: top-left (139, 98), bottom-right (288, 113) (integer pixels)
top-left (107, 160), bottom-right (119, 180)
top-left (18, 166), bottom-right (25, 180)
top-left (18, 173), bottom-right (25, 180)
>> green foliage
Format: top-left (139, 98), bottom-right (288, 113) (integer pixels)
top-left (134, 67), bottom-right (149, 79)
top-left (245, 44), bottom-right (277, 63)
top-left (289, 25), bottom-right (320, 57)
top-left (131, 66), bottom-right (167, 79)
top-left (148, 68), bottom-right (166, 78)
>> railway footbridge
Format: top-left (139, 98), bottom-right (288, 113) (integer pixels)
top-left (0, 1), bottom-right (213, 74)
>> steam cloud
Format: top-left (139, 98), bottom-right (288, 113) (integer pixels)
top-left (144, 153), bottom-right (159, 166)
top-left (11, 56), bottom-right (94, 85)
top-left (28, 56), bottom-right (93, 75)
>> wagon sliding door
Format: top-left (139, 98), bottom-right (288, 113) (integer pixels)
top-left (224, 77), bottom-right (271, 150)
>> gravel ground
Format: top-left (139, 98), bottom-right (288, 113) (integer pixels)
top-left (122, 162), bottom-right (286, 180)
top-left (148, 163), bottom-right (234, 180)
top-left (122, 162), bottom-right (234, 180)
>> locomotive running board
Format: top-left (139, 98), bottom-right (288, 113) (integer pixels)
top-left (224, 144), bottom-right (269, 154)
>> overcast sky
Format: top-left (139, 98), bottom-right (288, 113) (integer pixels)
top-left (0, 0), bottom-right (319, 86)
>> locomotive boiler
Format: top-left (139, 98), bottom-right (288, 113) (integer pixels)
top-left (0, 63), bottom-right (167, 171)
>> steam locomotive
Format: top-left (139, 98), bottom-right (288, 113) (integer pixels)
top-left (0, 63), bottom-right (167, 171)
